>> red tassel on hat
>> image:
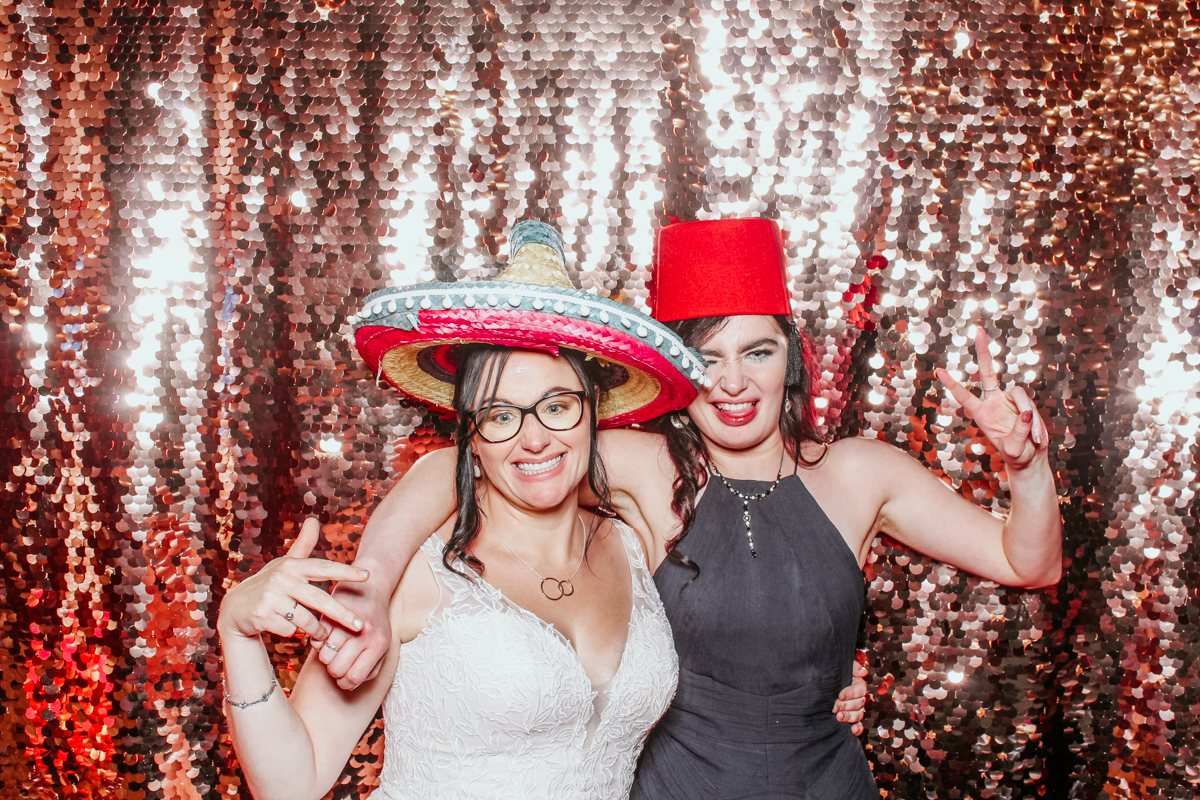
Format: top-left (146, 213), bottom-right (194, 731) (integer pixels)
top-left (651, 218), bottom-right (792, 322)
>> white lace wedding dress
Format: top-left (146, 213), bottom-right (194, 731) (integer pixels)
top-left (372, 521), bottom-right (678, 800)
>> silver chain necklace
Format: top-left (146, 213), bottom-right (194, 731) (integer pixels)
top-left (709, 452), bottom-right (786, 558)
top-left (481, 511), bottom-right (586, 600)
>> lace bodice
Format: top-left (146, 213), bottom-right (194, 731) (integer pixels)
top-left (373, 521), bottom-right (678, 800)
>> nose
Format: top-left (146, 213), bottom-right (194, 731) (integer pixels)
top-left (718, 359), bottom-right (748, 394)
top-left (515, 411), bottom-right (551, 452)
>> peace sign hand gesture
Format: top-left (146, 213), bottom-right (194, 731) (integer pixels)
top-left (217, 518), bottom-right (368, 644)
top-left (935, 327), bottom-right (1049, 472)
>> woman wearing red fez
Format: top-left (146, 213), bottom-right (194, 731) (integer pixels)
top-left (317, 218), bottom-right (1061, 799)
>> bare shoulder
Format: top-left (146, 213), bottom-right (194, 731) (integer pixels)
top-left (584, 511), bottom-right (622, 545)
top-left (802, 436), bottom-right (923, 502)
top-left (596, 428), bottom-right (680, 567)
top-left (814, 435), bottom-right (953, 518)
top-left (797, 437), bottom-right (916, 559)
top-left (817, 436), bottom-right (910, 473)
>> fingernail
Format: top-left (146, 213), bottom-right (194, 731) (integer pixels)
top-left (1021, 410), bottom-right (1032, 423)
top-left (353, 618), bottom-right (364, 631)
top-left (359, 569), bottom-right (370, 579)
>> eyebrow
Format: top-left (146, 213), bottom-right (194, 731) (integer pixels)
top-left (696, 338), bottom-right (782, 358)
top-left (489, 386), bottom-right (580, 406)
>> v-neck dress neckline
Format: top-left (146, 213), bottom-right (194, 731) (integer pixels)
top-left (469, 530), bottom-right (634, 688)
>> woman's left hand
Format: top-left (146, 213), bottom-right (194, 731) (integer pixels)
top-left (936, 327), bottom-right (1048, 471)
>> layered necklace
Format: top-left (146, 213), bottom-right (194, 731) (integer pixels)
top-left (709, 451), bottom-right (786, 558)
top-left (481, 511), bottom-right (586, 600)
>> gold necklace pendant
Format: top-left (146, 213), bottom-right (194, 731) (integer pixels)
top-left (483, 512), bottom-right (586, 601)
top-left (540, 577), bottom-right (575, 601)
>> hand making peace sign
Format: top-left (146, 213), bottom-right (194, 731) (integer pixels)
top-left (935, 327), bottom-right (1049, 471)
top-left (217, 518), bottom-right (368, 644)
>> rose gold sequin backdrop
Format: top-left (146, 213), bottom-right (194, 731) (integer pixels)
top-left (0, 0), bottom-right (1197, 797)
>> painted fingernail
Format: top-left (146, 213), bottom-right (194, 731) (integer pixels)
top-left (353, 618), bottom-right (364, 631)
top-left (1021, 410), bottom-right (1032, 423)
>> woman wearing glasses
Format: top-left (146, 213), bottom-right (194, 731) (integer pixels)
top-left (217, 223), bottom-right (705, 799)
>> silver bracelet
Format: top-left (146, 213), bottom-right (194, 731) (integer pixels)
top-left (223, 672), bottom-right (278, 710)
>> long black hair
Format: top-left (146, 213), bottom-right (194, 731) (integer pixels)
top-left (443, 345), bottom-right (613, 576)
top-left (650, 314), bottom-right (828, 563)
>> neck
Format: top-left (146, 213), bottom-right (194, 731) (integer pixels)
top-left (477, 491), bottom-right (583, 563)
top-left (703, 428), bottom-right (790, 481)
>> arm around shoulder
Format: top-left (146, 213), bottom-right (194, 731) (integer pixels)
top-left (593, 428), bottom-right (682, 568)
top-left (317, 446), bottom-right (458, 687)
top-left (356, 446), bottom-right (459, 581)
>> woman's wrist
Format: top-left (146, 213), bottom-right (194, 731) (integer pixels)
top-left (1003, 451), bottom-right (1053, 486)
top-left (1000, 450), bottom-right (1058, 506)
top-left (223, 669), bottom-right (278, 710)
top-left (216, 611), bottom-right (266, 644)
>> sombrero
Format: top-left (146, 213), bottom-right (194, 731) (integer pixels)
top-left (352, 220), bottom-right (709, 427)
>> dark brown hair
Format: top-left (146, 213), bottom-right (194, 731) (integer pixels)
top-left (443, 345), bottom-right (612, 576)
top-left (650, 314), bottom-right (828, 567)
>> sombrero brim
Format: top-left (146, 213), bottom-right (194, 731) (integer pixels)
top-left (353, 281), bottom-right (707, 427)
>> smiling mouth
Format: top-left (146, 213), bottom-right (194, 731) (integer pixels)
top-left (513, 454), bottom-right (564, 475)
top-left (714, 402), bottom-right (756, 413)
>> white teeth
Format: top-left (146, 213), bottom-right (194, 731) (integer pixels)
top-left (715, 402), bottom-right (754, 412)
top-left (514, 454), bottom-right (564, 475)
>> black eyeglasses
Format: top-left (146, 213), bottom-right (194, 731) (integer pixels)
top-left (471, 391), bottom-right (588, 443)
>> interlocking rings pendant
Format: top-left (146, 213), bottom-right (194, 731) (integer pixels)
top-left (540, 577), bottom-right (575, 601)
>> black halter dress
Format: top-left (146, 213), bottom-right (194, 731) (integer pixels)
top-left (630, 474), bottom-right (877, 800)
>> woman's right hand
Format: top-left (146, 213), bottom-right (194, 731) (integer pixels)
top-left (310, 580), bottom-right (394, 691)
top-left (218, 517), bottom-right (369, 643)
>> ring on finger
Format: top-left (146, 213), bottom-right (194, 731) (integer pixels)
top-left (283, 600), bottom-right (298, 622)
top-left (979, 382), bottom-right (1001, 393)
top-left (325, 642), bottom-right (339, 653)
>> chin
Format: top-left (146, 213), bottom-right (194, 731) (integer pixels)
top-left (695, 413), bottom-right (780, 451)
top-left (509, 472), bottom-right (584, 510)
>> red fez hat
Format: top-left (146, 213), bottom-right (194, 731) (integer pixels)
top-left (651, 218), bottom-right (792, 322)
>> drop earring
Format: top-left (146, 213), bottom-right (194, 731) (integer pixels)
top-left (471, 452), bottom-right (482, 479)
top-left (671, 413), bottom-right (691, 429)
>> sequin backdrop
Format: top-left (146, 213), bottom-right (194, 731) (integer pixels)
top-left (1, 0), bottom-right (1197, 797)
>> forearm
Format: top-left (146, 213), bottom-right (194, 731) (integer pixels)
top-left (353, 447), bottom-right (459, 592)
top-left (1000, 456), bottom-right (1062, 587)
top-left (220, 628), bottom-right (325, 800)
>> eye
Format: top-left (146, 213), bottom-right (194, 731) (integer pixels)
top-left (747, 348), bottom-right (775, 361)
top-left (487, 408), bottom-right (517, 425)
top-left (540, 395), bottom-right (578, 416)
